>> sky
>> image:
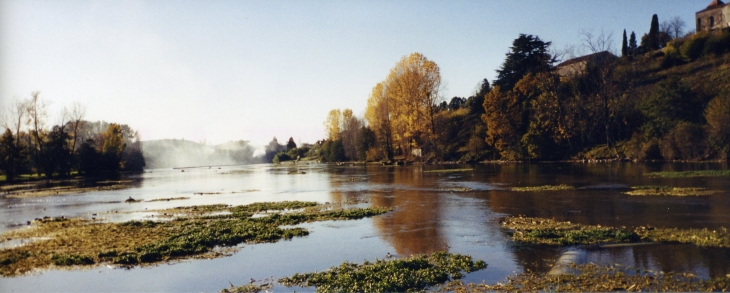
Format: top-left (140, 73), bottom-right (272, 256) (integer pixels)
top-left (0, 0), bottom-right (706, 147)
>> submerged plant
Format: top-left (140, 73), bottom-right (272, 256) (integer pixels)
top-left (278, 252), bottom-right (487, 293)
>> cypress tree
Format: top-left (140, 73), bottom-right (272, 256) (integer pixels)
top-left (629, 31), bottom-right (638, 56)
top-left (621, 29), bottom-right (628, 57)
top-left (648, 14), bottom-right (660, 50)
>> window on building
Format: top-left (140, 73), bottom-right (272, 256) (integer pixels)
top-left (698, 18), bottom-right (702, 30)
top-left (710, 16), bottom-right (714, 27)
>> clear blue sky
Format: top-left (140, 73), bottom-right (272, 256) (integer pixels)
top-left (0, 0), bottom-right (706, 146)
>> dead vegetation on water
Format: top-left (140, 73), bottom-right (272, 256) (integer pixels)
top-left (3, 184), bottom-right (132, 199)
top-left (0, 201), bottom-right (392, 276)
top-left (278, 251), bottom-right (487, 293)
top-left (439, 187), bottom-right (474, 192)
top-left (501, 216), bottom-right (730, 248)
top-left (440, 263), bottom-right (730, 292)
top-left (644, 170), bottom-right (730, 178)
top-left (194, 189), bottom-right (259, 195)
top-left (501, 217), bottom-right (638, 245)
top-left (625, 186), bottom-right (719, 196)
top-left (509, 184), bottom-right (575, 192)
top-left (424, 168), bottom-right (474, 173)
top-left (146, 197), bottom-right (190, 202)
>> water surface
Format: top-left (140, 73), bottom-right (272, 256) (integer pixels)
top-left (1, 162), bottom-right (729, 292)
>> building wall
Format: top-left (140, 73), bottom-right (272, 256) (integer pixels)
top-left (696, 5), bottom-right (730, 31)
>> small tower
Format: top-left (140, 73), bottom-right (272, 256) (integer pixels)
top-left (696, 0), bottom-right (730, 32)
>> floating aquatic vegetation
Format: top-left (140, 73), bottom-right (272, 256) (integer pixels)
top-left (509, 184), bottom-right (575, 192)
top-left (424, 168), bottom-right (474, 173)
top-left (147, 197), bottom-right (190, 202)
top-left (440, 263), bottom-right (730, 292)
top-left (625, 186), bottom-right (719, 196)
top-left (222, 278), bottom-right (275, 293)
top-left (501, 216), bottom-right (638, 245)
top-left (438, 187), bottom-right (474, 192)
top-left (645, 170), bottom-right (730, 178)
top-left (0, 202), bottom-right (392, 276)
top-left (637, 226), bottom-right (730, 248)
top-left (501, 216), bottom-right (730, 248)
top-left (221, 283), bottom-right (272, 293)
top-left (278, 252), bottom-right (487, 293)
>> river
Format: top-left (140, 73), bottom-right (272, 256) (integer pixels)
top-left (1, 162), bottom-right (729, 292)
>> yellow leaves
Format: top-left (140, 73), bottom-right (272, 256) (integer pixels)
top-left (324, 109), bottom-right (341, 141)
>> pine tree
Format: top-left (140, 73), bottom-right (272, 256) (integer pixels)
top-left (621, 29), bottom-right (628, 57)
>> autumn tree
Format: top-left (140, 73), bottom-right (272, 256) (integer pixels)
top-left (365, 83), bottom-right (393, 161)
top-left (704, 93), bottom-right (730, 159)
top-left (493, 34), bottom-right (556, 91)
top-left (383, 52), bottom-right (442, 157)
top-left (101, 123), bottom-right (126, 171)
top-left (356, 126), bottom-right (377, 161)
top-left (324, 109), bottom-right (341, 141)
top-left (339, 109), bottom-right (362, 160)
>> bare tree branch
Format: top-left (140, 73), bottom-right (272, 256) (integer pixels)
top-left (580, 28), bottom-right (615, 54)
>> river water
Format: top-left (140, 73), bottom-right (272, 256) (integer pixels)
top-left (1, 162), bottom-right (729, 292)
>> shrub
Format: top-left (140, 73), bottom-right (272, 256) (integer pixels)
top-left (703, 30), bottom-right (730, 56)
top-left (660, 123), bottom-right (707, 160)
top-left (680, 32), bottom-right (709, 60)
top-left (272, 152), bottom-right (291, 163)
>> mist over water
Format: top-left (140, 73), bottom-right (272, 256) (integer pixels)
top-left (141, 139), bottom-right (259, 168)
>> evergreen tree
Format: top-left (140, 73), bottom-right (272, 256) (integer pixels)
top-left (493, 34), bottom-right (556, 91)
top-left (629, 31), bottom-right (638, 56)
top-left (647, 14), bottom-right (660, 50)
top-left (621, 29), bottom-right (628, 57)
top-left (286, 137), bottom-right (297, 150)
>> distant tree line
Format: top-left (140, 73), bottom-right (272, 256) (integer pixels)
top-left (1, 93), bottom-right (145, 182)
